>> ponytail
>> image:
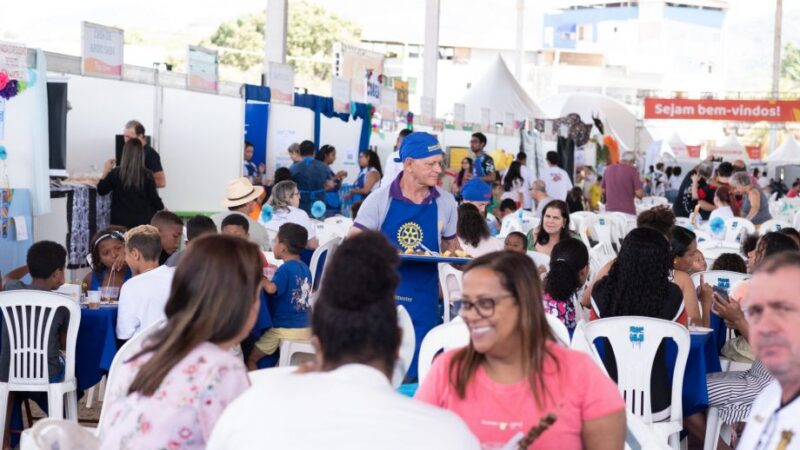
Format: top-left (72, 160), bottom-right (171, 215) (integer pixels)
top-left (544, 239), bottom-right (589, 302)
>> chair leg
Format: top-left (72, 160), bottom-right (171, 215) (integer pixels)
top-left (0, 387), bottom-right (9, 448)
top-left (65, 390), bottom-right (78, 422)
top-left (47, 389), bottom-right (64, 420)
top-left (99, 375), bottom-right (107, 402)
top-left (705, 407), bottom-right (722, 450)
top-left (23, 398), bottom-right (34, 426)
top-left (668, 432), bottom-right (681, 450)
top-left (85, 386), bottom-right (95, 409)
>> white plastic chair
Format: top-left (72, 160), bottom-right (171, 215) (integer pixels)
top-left (393, 305), bottom-right (416, 388)
top-left (758, 218), bottom-right (792, 235)
top-left (0, 291), bottom-right (81, 445)
top-left (580, 214), bottom-right (625, 249)
top-left (526, 251), bottom-right (551, 276)
top-left (278, 340), bottom-right (316, 367)
top-left (690, 270), bottom-right (750, 292)
top-left (569, 321), bottom-right (606, 374)
top-left (498, 213), bottom-right (523, 239)
top-left (309, 237), bottom-right (341, 291)
top-left (794, 210), bottom-right (800, 230)
top-left (320, 216), bottom-right (353, 245)
top-left (582, 317), bottom-right (690, 450)
top-left (545, 314), bottom-right (570, 347)
top-left (722, 218), bottom-right (755, 243)
top-left (417, 317), bottom-right (469, 383)
top-left (674, 217), bottom-right (694, 230)
top-left (693, 229), bottom-right (713, 244)
top-left (22, 418), bottom-right (100, 450)
top-left (438, 264), bottom-right (463, 323)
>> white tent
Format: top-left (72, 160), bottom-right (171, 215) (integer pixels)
top-left (455, 55), bottom-right (545, 124)
top-left (537, 92), bottom-right (653, 153)
top-left (766, 135), bottom-right (800, 165)
top-left (711, 135), bottom-right (748, 161)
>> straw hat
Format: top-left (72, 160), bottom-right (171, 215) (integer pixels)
top-left (221, 177), bottom-right (265, 208)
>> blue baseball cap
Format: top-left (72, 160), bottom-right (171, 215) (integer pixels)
top-left (395, 132), bottom-right (444, 162)
top-left (461, 178), bottom-right (492, 202)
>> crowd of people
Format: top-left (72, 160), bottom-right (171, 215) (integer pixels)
top-left (2, 124), bottom-right (800, 449)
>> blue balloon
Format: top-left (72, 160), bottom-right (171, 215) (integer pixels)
top-left (709, 217), bottom-right (725, 234)
top-left (311, 201), bottom-right (326, 219)
top-left (27, 69), bottom-right (37, 87)
top-left (0, 145), bottom-right (6, 161)
top-left (259, 204), bottom-right (273, 223)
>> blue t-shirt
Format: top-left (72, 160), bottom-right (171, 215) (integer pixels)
top-left (268, 260), bottom-right (312, 328)
top-left (290, 157), bottom-right (332, 213)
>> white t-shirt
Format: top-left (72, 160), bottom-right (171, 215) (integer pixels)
top-left (668, 175), bottom-right (683, 191)
top-left (382, 151), bottom-right (402, 188)
top-left (458, 236), bottom-right (504, 258)
top-left (738, 380), bottom-right (800, 450)
top-left (116, 265), bottom-right (174, 340)
top-left (207, 364), bottom-right (480, 450)
top-left (500, 178), bottom-right (526, 206)
top-left (520, 164), bottom-right (534, 210)
top-left (543, 165), bottom-right (572, 201)
top-left (261, 206), bottom-right (316, 240)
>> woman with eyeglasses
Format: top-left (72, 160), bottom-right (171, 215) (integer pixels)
top-left (416, 251), bottom-right (625, 449)
top-left (260, 180), bottom-right (319, 249)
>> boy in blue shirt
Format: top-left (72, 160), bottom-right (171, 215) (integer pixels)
top-left (246, 223), bottom-right (312, 369)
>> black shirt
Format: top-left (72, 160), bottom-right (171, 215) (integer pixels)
top-left (144, 145), bottom-right (164, 174)
top-left (97, 168), bottom-right (164, 229)
top-left (672, 170), bottom-right (714, 219)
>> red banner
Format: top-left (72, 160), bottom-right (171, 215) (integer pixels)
top-left (745, 145), bottom-right (762, 160)
top-left (644, 98), bottom-right (800, 122)
top-left (686, 145), bottom-right (701, 158)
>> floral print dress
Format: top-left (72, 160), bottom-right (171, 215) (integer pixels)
top-left (100, 342), bottom-right (250, 450)
top-left (542, 292), bottom-right (577, 330)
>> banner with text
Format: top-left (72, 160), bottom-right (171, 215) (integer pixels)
top-left (379, 87), bottom-right (396, 119)
top-left (269, 62), bottom-right (294, 104)
top-left (187, 46), bottom-right (218, 93)
top-left (644, 98), bottom-right (800, 123)
top-left (0, 42), bottom-right (28, 81)
top-left (331, 76), bottom-right (351, 113)
top-left (81, 22), bottom-right (124, 78)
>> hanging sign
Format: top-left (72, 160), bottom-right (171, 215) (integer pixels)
top-left (644, 97), bottom-right (800, 123)
top-left (81, 22), bottom-right (124, 78)
top-left (269, 62), bottom-right (294, 104)
top-left (331, 76), bottom-right (351, 113)
top-left (380, 87), bottom-right (396, 119)
top-left (187, 46), bottom-right (218, 93)
top-left (395, 80), bottom-right (409, 111)
top-left (0, 42), bottom-right (28, 82)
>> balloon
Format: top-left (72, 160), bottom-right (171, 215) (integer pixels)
top-left (709, 217), bottom-right (725, 235)
top-left (311, 201), bottom-right (326, 219)
top-left (0, 146), bottom-right (7, 161)
top-left (259, 204), bottom-right (273, 224)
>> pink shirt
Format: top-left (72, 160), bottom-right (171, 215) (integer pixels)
top-left (101, 342), bottom-right (250, 450)
top-left (415, 344), bottom-right (624, 449)
top-left (601, 164), bottom-right (642, 215)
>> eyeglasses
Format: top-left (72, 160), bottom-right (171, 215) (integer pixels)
top-left (453, 294), bottom-right (515, 319)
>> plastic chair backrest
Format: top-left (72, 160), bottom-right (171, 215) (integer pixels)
top-left (690, 271), bottom-right (750, 293)
top-left (498, 213), bottom-right (523, 238)
top-left (526, 251), bottom-right (551, 274)
top-left (97, 320), bottom-right (164, 434)
top-left (437, 264), bottom-right (463, 323)
top-left (0, 292), bottom-right (80, 385)
top-left (693, 229), bottom-right (712, 244)
top-left (758, 219), bottom-right (791, 235)
top-left (583, 316), bottom-right (690, 423)
top-left (393, 305), bottom-right (416, 387)
top-left (675, 217), bottom-right (693, 229)
top-left (723, 218), bottom-right (755, 243)
top-left (29, 418), bottom-right (100, 450)
top-left (794, 210), bottom-right (800, 230)
top-left (570, 321), bottom-right (608, 375)
top-left (545, 314), bottom-right (570, 347)
top-left (278, 340), bottom-right (316, 367)
top-left (417, 318), bottom-right (469, 383)
top-left (581, 214), bottom-right (624, 247)
top-left (322, 216), bottom-right (353, 242)
top-left (309, 237), bottom-right (342, 291)
top-left (590, 242), bottom-right (617, 269)
top-left (520, 216), bottom-right (540, 235)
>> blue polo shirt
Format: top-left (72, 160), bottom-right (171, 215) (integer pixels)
top-left (290, 157), bottom-right (332, 213)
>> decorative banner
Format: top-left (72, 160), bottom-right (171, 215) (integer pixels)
top-left (333, 43), bottom-right (385, 103)
top-left (395, 80), bottom-right (409, 111)
top-left (379, 87), bottom-right (396, 119)
top-left (269, 62), bottom-right (294, 104)
top-left (453, 103), bottom-right (466, 129)
top-left (745, 145), bottom-right (762, 160)
top-left (644, 97), bottom-right (800, 123)
top-left (420, 96), bottom-right (435, 126)
top-left (81, 22), bottom-right (124, 78)
top-left (187, 46), bottom-right (218, 93)
top-left (331, 76), bottom-right (351, 113)
top-left (504, 112), bottom-right (516, 134)
top-left (365, 70), bottom-right (381, 105)
top-left (0, 42), bottom-right (28, 82)
top-left (686, 145), bottom-right (702, 158)
top-left (481, 107), bottom-right (491, 131)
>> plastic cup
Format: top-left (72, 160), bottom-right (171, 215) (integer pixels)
top-left (87, 291), bottom-right (101, 309)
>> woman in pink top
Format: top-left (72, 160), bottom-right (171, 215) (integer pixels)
top-left (415, 252), bottom-right (625, 449)
top-left (101, 235), bottom-right (263, 450)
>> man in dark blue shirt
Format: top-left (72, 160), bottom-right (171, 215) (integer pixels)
top-left (289, 140), bottom-right (334, 214)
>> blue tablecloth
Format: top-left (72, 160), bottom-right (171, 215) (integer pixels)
top-left (671, 332), bottom-right (722, 416)
top-left (76, 305), bottom-right (119, 392)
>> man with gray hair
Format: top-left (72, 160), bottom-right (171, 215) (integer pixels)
top-left (531, 179), bottom-right (554, 218)
top-left (738, 252), bottom-right (800, 449)
top-left (601, 151), bottom-right (644, 215)
top-left (673, 162), bottom-right (714, 219)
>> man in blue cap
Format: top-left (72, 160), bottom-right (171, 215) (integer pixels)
top-left (461, 178), bottom-right (499, 235)
top-left (350, 131), bottom-right (461, 378)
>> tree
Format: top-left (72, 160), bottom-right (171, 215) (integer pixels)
top-left (783, 42), bottom-right (800, 84)
top-left (204, 0), bottom-right (362, 91)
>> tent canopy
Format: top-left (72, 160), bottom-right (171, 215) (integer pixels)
top-left (455, 55), bottom-right (545, 125)
top-left (766, 135), bottom-right (800, 164)
top-left (538, 92), bottom-right (653, 153)
top-left (712, 135), bottom-right (747, 161)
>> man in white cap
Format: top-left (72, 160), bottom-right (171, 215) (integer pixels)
top-left (211, 178), bottom-right (270, 250)
top-left (738, 252), bottom-right (800, 450)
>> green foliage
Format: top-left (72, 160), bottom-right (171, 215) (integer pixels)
top-left (204, 0), bottom-right (361, 86)
top-left (783, 42), bottom-right (800, 83)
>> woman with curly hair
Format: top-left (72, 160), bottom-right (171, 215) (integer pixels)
top-left (526, 200), bottom-right (571, 255)
top-left (588, 226), bottom-right (687, 420)
top-left (456, 203), bottom-right (503, 257)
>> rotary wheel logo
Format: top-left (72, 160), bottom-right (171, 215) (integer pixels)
top-left (397, 222), bottom-right (423, 250)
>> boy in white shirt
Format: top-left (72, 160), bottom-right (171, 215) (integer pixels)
top-left (543, 151), bottom-right (572, 201)
top-left (116, 225), bottom-right (175, 341)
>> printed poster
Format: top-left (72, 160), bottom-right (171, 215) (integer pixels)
top-left (187, 46), bottom-right (218, 93)
top-left (81, 22), bottom-right (124, 78)
top-left (331, 76), bottom-right (351, 113)
top-left (0, 41), bottom-right (28, 81)
top-left (269, 62), bottom-right (294, 104)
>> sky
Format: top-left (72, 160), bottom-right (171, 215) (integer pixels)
top-left (2, 0), bottom-right (797, 91)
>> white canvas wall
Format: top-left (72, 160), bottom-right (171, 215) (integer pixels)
top-left (3, 89), bottom-right (37, 189)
